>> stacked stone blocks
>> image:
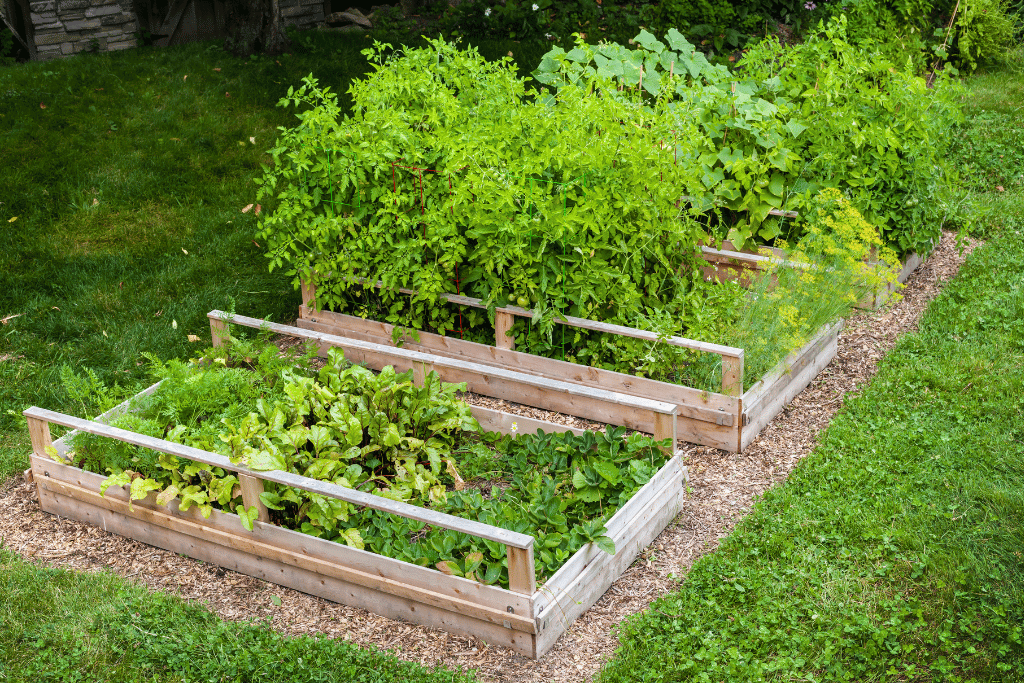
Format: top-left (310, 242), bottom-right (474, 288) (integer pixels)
top-left (31, 0), bottom-right (138, 59)
top-left (29, 0), bottom-right (324, 60)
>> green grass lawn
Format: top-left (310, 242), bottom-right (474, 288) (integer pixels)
top-left (596, 52), bottom-right (1024, 683)
top-left (2, 33), bottom-right (1023, 683)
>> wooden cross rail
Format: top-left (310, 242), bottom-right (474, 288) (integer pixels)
top-left (209, 310), bottom-right (680, 449)
top-left (300, 279), bottom-right (745, 396)
top-left (23, 407), bottom-right (539, 595)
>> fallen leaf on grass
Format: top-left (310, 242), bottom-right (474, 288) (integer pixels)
top-left (0, 314), bottom-right (23, 325)
top-left (39, 103), bottom-right (47, 109)
top-left (997, 185), bottom-right (1005, 192)
top-left (241, 204), bottom-right (253, 213)
top-left (213, 67), bottom-right (221, 72)
top-left (7, 217), bottom-right (16, 223)
top-left (182, 248), bottom-right (188, 255)
top-left (172, 319), bottom-right (178, 330)
top-left (102, 330), bottom-right (108, 337)
top-left (92, 198), bottom-right (99, 206)
top-left (187, 334), bottom-right (201, 342)
top-left (50, 306), bottom-right (60, 311)
top-left (225, 92), bottom-right (231, 98)
top-left (254, 204), bottom-right (261, 215)
top-left (154, 310), bottom-right (163, 317)
top-left (183, 75), bottom-right (188, 81)
top-left (249, 136), bottom-right (255, 144)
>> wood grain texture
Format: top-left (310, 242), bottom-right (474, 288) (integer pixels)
top-left (494, 311), bottom-right (515, 350)
top-left (34, 470), bottom-right (537, 656)
top-left (35, 472), bottom-right (538, 635)
top-left (302, 279), bottom-right (743, 361)
top-left (297, 310), bottom-right (737, 426)
top-left (24, 406), bottom-right (535, 550)
top-left (33, 455), bottom-right (534, 618)
top-left (238, 474), bottom-right (270, 523)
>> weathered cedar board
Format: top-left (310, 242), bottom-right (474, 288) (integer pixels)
top-left (698, 241), bottom-right (928, 310)
top-left (292, 308), bottom-right (740, 453)
top-left (212, 312), bottom-right (683, 449)
top-left (739, 321), bottom-right (842, 451)
top-left (291, 309), bottom-right (840, 453)
top-left (27, 402), bottom-right (687, 659)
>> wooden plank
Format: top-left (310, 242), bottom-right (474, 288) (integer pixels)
top-left (217, 311), bottom-right (676, 417)
top-left (210, 316), bottom-right (229, 347)
top-left (533, 468), bottom-right (685, 655)
top-left (722, 354), bottom-right (743, 397)
top-left (34, 473), bottom-right (536, 656)
top-left (740, 323), bottom-right (841, 450)
top-left (306, 279), bottom-right (743, 362)
top-left (23, 406), bottom-right (535, 550)
top-left (34, 455), bottom-right (533, 618)
top-left (296, 319), bottom-right (737, 448)
top-left (469, 406), bottom-right (587, 437)
top-left (35, 474), bottom-right (538, 635)
top-left (507, 545), bottom-right (536, 597)
top-left (742, 320), bottom-right (842, 414)
top-left (652, 412), bottom-right (676, 456)
top-left (537, 456), bottom-right (683, 608)
top-left (494, 311), bottom-right (515, 350)
top-left (27, 415), bottom-right (52, 459)
top-left (238, 474), bottom-right (270, 524)
top-left (296, 309), bottom-right (739, 425)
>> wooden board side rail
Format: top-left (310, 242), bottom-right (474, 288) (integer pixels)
top-left (299, 277), bottom-right (745, 396)
top-left (23, 406), bottom-right (539, 594)
top-left (699, 240), bottom-right (930, 310)
top-left (207, 311), bottom-right (681, 452)
top-left (26, 388), bottom-right (689, 658)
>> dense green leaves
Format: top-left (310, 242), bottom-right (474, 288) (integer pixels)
top-left (64, 335), bottom-right (671, 588)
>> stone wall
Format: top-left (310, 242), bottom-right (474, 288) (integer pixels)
top-left (280, 0), bottom-right (324, 30)
top-left (28, 0), bottom-right (324, 60)
top-left (31, 0), bottom-right (138, 60)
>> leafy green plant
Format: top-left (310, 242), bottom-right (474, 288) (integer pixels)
top-left (62, 335), bottom-right (671, 587)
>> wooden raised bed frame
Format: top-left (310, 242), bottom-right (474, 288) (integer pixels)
top-left (292, 275), bottom-right (842, 453)
top-left (698, 240), bottom-right (929, 310)
top-left (24, 327), bottom-right (686, 659)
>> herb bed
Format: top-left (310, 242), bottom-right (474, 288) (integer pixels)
top-left (24, 333), bottom-right (686, 658)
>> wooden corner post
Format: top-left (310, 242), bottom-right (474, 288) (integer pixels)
top-left (494, 311), bottom-right (515, 350)
top-left (507, 542), bottom-right (536, 596)
top-left (721, 351), bottom-right (744, 397)
top-left (652, 408), bottom-right (678, 457)
top-left (210, 317), bottom-right (229, 348)
top-left (301, 277), bottom-right (317, 312)
top-left (25, 412), bottom-right (53, 488)
top-left (238, 474), bottom-right (271, 524)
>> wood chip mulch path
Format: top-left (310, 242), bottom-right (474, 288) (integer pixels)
top-left (0, 231), bottom-right (978, 682)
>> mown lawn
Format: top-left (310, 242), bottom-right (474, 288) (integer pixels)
top-left (2, 32), bottom-right (1023, 683)
top-left (597, 53), bottom-right (1024, 683)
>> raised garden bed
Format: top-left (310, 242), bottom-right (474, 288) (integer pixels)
top-left (291, 285), bottom-right (842, 453)
top-left (698, 240), bottom-right (929, 310)
top-left (24, 330), bottom-right (686, 658)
